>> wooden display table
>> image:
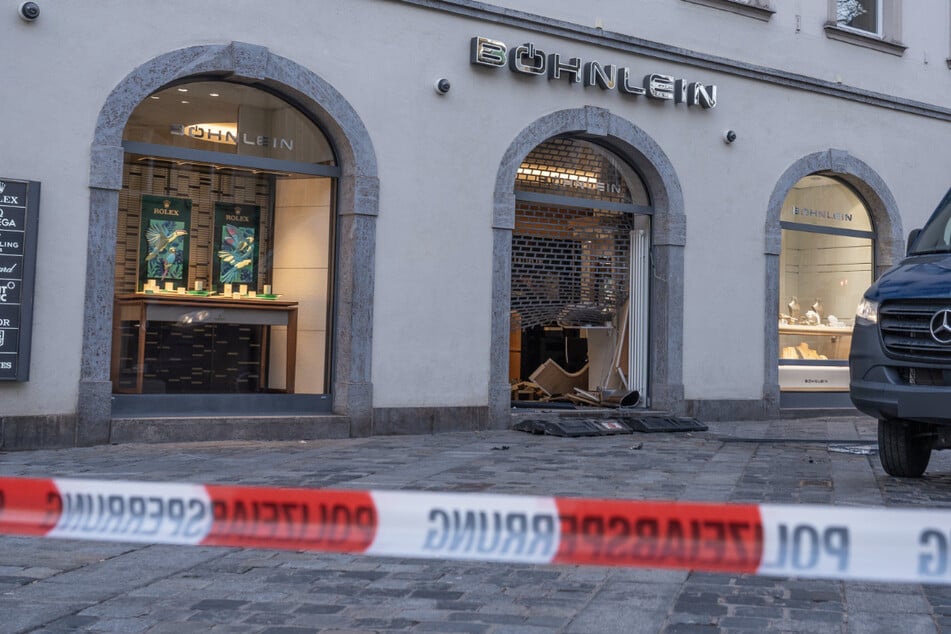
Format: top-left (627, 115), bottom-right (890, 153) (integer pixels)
top-left (778, 323), bottom-right (853, 361)
top-left (111, 293), bottom-right (298, 394)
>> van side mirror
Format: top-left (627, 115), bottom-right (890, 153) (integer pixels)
top-left (907, 228), bottom-right (922, 256)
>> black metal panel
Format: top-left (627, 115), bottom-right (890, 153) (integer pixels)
top-left (512, 418), bottom-right (634, 436)
top-left (512, 417), bottom-right (706, 436)
top-left (621, 417), bottom-right (708, 433)
top-left (779, 391), bottom-right (857, 410)
top-left (512, 202), bottom-right (632, 329)
top-left (0, 178), bottom-right (39, 381)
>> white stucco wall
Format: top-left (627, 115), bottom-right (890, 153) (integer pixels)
top-left (1, 0), bottom-right (950, 417)
top-left (486, 0), bottom-right (951, 103)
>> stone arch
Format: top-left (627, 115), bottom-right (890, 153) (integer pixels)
top-left (78, 42), bottom-right (379, 444)
top-left (763, 149), bottom-right (902, 411)
top-left (488, 106), bottom-right (686, 425)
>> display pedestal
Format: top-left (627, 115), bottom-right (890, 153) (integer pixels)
top-left (111, 293), bottom-right (298, 394)
top-left (778, 323), bottom-right (853, 392)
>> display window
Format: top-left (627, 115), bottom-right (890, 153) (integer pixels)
top-left (111, 81), bottom-right (339, 398)
top-left (778, 175), bottom-right (874, 391)
top-left (510, 137), bottom-right (652, 407)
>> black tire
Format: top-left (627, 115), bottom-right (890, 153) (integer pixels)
top-left (878, 418), bottom-right (933, 478)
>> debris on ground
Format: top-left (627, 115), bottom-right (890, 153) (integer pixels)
top-left (512, 417), bottom-right (707, 437)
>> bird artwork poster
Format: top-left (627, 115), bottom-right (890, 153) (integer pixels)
top-left (213, 202), bottom-right (260, 290)
top-left (138, 195), bottom-right (192, 288)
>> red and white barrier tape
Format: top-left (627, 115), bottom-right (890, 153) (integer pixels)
top-left (1, 476), bottom-right (949, 584)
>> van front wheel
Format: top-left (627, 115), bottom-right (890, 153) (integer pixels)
top-left (878, 418), bottom-right (933, 478)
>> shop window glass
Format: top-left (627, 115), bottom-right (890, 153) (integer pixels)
top-left (112, 81), bottom-right (335, 397)
top-left (778, 175), bottom-right (874, 392)
top-left (123, 81), bottom-right (335, 165)
top-left (515, 138), bottom-right (647, 206)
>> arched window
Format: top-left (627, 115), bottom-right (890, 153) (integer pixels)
top-left (778, 174), bottom-right (875, 392)
top-left (111, 80), bottom-right (339, 401)
top-left (510, 137), bottom-right (651, 406)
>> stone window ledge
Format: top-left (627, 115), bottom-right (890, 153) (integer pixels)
top-left (824, 23), bottom-right (906, 56)
top-left (681, 0), bottom-right (774, 21)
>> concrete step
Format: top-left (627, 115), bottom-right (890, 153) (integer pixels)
top-left (110, 415), bottom-right (350, 444)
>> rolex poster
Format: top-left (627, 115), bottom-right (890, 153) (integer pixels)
top-left (213, 202), bottom-right (260, 290)
top-left (138, 195), bottom-right (191, 287)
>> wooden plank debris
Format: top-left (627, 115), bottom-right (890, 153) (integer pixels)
top-left (529, 360), bottom-right (589, 397)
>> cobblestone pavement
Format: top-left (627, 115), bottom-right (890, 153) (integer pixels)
top-left (3, 415), bottom-right (951, 633)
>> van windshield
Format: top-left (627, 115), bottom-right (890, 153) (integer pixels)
top-left (910, 189), bottom-right (951, 255)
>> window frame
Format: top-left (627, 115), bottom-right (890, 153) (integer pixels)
top-left (825, 0), bottom-right (906, 56)
top-left (947, 0), bottom-right (951, 69)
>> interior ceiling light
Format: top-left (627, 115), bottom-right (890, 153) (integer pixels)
top-left (517, 166), bottom-right (599, 183)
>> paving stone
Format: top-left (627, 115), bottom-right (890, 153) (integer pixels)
top-left (716, 615), bottom-right (773, 629)
top-left (490, 625), bottom-right (561, 634)
top-left (665, 611), bottom-right (719, 626)
top-left (413, 622), bottom-right (490, 633)
top-left (129, 623), bottom-right (215, 634)
top-left (78, 597), bottom-right (153, 618)
top-left (844, 612), bottom-right (939, 634)
top-left (40, 614), bottom-right (100, 630)
top-left (243, 611), bottom-right (296, 626)
top-left (846, 588), bottom-right (932, 613)
top-left (191, 598), bottom-right (249, 610)
top-left (434, 600), bottom-right (483, 611)
top-left (662, 623), bottom-right (721, 633)
top-left (520, 613), bottom-right (573, 629)
top-left (448, 611), bottom-right (526, 625)
top-left (87, 616), bottom-right (161, 632)
top-left (349, 616), bottom-right (418, 629)
top-left (785, 607), bottom-right (846, 623)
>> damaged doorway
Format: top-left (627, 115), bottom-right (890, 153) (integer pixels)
top-left (510, 137), bottom-right (652, 408)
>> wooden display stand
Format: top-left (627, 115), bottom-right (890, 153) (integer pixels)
top-left (111, 293), bottom-right (298, 394)
top-left (778, 323), bottom-right (853, 361)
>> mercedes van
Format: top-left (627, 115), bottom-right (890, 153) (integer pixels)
top-left (850, 187), bottom-right (951, 477)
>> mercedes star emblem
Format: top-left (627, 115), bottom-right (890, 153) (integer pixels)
top-left (930, 309), bottom-right (951, 344)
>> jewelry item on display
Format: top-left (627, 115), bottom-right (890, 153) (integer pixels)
top-left (787, 296), bottom-right (800, 320)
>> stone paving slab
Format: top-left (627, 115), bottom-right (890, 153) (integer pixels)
top-left (2, 415), bottom-right (951, 632)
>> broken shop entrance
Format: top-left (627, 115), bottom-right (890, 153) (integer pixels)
top-left (510, 137), bottom-right (652, 409)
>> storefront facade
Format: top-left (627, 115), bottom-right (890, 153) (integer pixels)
top-left (2, 0), bottom-right (949, 447)
top-left (74, 43), bottom-right (380, 445)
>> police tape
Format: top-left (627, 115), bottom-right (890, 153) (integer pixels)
top-left (1, 475), bottom-right (949, 584)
